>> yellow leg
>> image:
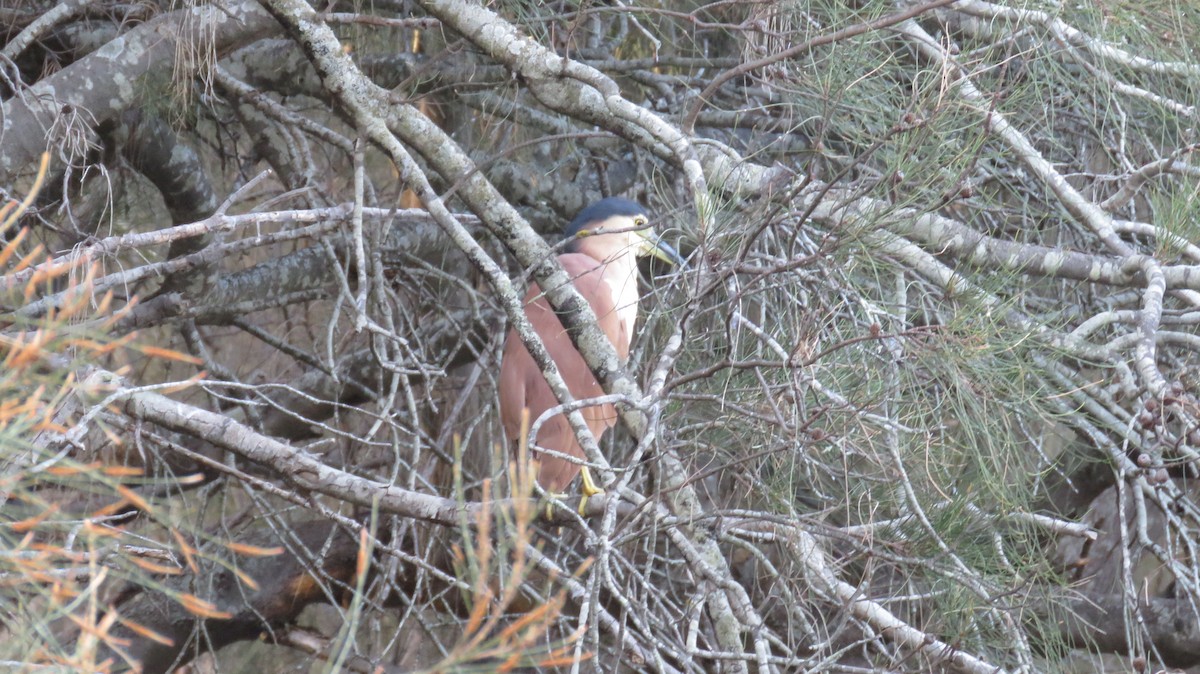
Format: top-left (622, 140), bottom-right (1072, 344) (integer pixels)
top-left (578, 466), bottom-right (605, 515)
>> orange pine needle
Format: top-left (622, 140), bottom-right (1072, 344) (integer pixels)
top-left (51, 582), bottom-right (80, 602)
top-left (572, 557), bottom-right (594, 577)
top-left (356, 528), bottom-right (371, 582)
top-left (137, 346), bottom-right (203, 364)
top-left (461, 585), bottom-right (493, 641)
top-left (68, 338), bottom-right (107, 352)
top-left (496, 600), bottom-right (554, 643)
top-left (26, 258), bottom-right (77, 292)
top-left (65, 612), bottom-right (129, 647)
top-left (21, 383), bottom-right (47, 417)
top-left (171, 529), bottom-right (199, 573)
top-left (538, 653), bottom-right (593, 667)
top-left (119, 617), bottom-right (176, 647)
top-left (162, 372), bottom-right (207, 394)
top-left (178, 594), bottom-right (233, 620)
top-left (2, 152), bottom-right (50, 230)
top-left (128, 556), bottom-right (184, 575)
top-left (4, 332), bottom-right (44, 368)
top-left (496, 652), bottom-right (522, 672)
top-left (0, 227), bottom-right (30, 268)
top-left (90, 499), bottom-right (131, 519)
top-left (94, 289), bottom-right (114, 316)
top-left (8, 504), bottom-right (59, 532)
top-left (114, 485), bottom-right (151, 513)
top-left (233, 567), bottom-right (260, 591)
top-left (31, 419), bottom-right (68, 434)
top-left (224, 542), bottom-right (284, 557)
top-left (46, 462), bottom-right (102, 476)
top-left (14, 244), bottom-right (47, 278)
top-left (99, 424), bottom-right (123, 447)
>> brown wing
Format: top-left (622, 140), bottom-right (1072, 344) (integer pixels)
top-left (498, 253), bottom-right (631, 493)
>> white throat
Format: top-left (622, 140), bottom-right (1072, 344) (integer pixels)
top-left (600, 250), bottom-right (641, 337)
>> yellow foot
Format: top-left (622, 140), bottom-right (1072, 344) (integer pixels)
top-left (578, 467), bottom-right (606, 516)
top-left (544, 495), bottom-right (565, 521)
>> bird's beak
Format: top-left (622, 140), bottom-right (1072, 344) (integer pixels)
top-left (639, 231), bottom-right (686, 266)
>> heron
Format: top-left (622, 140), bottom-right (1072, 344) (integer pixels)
top-left (499, 197), bottom-right (683, 514)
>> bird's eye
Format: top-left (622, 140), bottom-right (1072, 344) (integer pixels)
top-left (634, 216), bottom-right (647, 227)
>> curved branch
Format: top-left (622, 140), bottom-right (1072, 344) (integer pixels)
top-left (0, 0), bottom-right (278, 181)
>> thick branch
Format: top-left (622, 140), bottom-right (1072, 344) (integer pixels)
top-left (0, 0), bottom-right (278, 181)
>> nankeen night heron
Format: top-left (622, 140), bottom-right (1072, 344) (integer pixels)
top-left (499, 197), bottom-right (683, 513)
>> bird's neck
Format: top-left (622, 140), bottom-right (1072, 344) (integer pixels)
top-left (592, 250), bottom-right (640, 338)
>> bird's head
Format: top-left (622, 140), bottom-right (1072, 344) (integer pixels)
top-left (564, 197), bottom-right (684, 265)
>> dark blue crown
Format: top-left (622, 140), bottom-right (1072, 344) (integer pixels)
top-left (565, 197), bottom-right (648, 238)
